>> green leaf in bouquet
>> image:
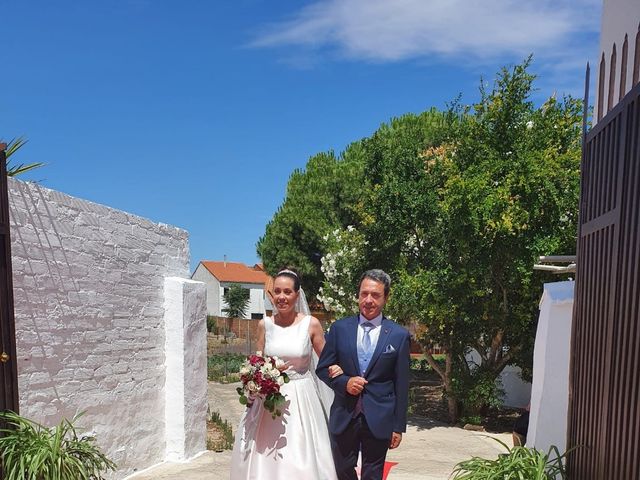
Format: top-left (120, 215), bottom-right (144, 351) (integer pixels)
top-left (239, 395), bottom-right (248, 405)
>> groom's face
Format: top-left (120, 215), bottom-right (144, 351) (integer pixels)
top-left (358, 278), bottom-right (388, 320)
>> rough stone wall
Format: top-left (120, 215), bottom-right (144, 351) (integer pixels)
top-left (9, 178), bottom-right (191, 478)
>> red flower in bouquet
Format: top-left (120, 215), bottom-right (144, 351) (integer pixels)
top-left (236, 352), bottom-right (289, 418)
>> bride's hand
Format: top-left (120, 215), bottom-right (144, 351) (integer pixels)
top-left (328, 364), bottom-right (343, 378)
top-left (277, 360), bottom-right (291, 372)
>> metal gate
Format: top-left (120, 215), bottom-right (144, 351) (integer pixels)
top-left (0, 144), bottom-right (19, 413)
top-left (568, 81), bottom-right (640, 478)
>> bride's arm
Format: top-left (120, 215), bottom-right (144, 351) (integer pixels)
top-left (309, 316), bottom-right (326, 357)
top-left (310, 317), bottom-right (343, 378)
top-left (255, 319), bottom-right (265, 353)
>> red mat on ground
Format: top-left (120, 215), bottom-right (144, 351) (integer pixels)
top-left (383, 461), bottom-right (398, 479)
top-left (356, 461), bottom-right (398, 479)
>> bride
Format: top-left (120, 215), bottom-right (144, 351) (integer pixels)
top-left (230, 269), bottom-right (340, 480)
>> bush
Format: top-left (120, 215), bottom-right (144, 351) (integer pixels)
top-left (410, 354), bottom-right (446, 373)
top-left (459, 415), bottom-right (483, 426)
top-left (208, 353), bottom-right (246, 382)
top-left (453, 366), bottom-right (504, 418)
top-left (0, 411), bottom-right (116, 480)
top-left (451, 437), bottom-right (571, 479)
top-left (207, 315), bottom-right (219, 334)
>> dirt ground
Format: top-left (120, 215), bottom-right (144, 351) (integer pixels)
top-left (206, 360), bottom-right (523, 447)
top-left (205, 372), bottom-right (522, 459)
top-left (131, 381), bottom-right (513, 479)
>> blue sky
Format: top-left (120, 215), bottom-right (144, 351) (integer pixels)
top-left (2, 0), bottom-right (602, 273)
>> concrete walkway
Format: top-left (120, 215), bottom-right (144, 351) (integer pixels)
top-left (130, 382), bottom-right (511, 480)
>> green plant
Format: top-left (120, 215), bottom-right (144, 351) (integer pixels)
top-left (410, 357), bottom-right (422, 371)
top-left (0, 410), bottom-right (116, 480)
top-left (459, 415), bottom-right (483, 426)
top-left (411, 355), bottom-right (446, 373)
top-left (2, 137), bottom-right (45, 176)
top-left (453, 366), bottom-right (505, 418)
top-left (407, 387), bottom-right (417, 415)
top-left (206, 410), bottom-right (234, 452)
top-left (207, 353), bottom-right (246, 382)
top-left (451, 437), bottom-right (570, 479)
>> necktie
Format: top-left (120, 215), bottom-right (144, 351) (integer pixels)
top-left (354, 321), bottom-right (376, 418)
top-left (362, 321), bottom-right (375, 354)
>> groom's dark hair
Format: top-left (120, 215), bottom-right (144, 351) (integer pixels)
top-left (359, 269), bottom-right (391, 297)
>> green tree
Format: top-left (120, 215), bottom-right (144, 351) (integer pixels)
top-left (355, 107), bottom-right (471, 421)
top-left (441, 58), bottom-right (581, 414)
top-left (257, 145), bottom-right (366, 297)
top-left (259, 58), bottom-right (582, 423)
top-left (222, 284), bottom-right (250, 318)
top-left (379, 58), bottom-right (582, 420)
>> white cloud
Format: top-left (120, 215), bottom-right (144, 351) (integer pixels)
top-left (252, 0), bottom-right (601, 64)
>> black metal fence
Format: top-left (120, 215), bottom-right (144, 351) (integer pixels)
top-left (568, 81), bottom-right (640, 479)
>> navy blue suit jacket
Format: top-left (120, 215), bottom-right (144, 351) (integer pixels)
top-left (316, 315), bottom-right (411, 440)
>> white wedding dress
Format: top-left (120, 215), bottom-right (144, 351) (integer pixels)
top-left (230, 315), bottom-right (338, 480)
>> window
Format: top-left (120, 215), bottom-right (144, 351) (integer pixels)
top-left (251, 313), bottom-right (264, 320)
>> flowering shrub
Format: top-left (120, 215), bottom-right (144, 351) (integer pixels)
top-left (236, 352), bottom-right (289, 418)
top-left (317, 226), bottom-right (367, 317)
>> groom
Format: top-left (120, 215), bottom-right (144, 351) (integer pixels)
top-left (317, 269), bottom-right (410, 480)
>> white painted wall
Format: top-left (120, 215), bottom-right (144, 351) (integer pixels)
top-left (9, 178), bottom-right (206, 479)
top-left (465, 350), bottom-right (531, 408)
top-left (594, 0), bottom-right (640, 122)
top-left (163, 277), bottom-right (207, 461)
top-left (500, 365), bottom-right (532, 408)
top-left (190, 268), bottom-right (265, 318)
top-left (191, 264), bottom-right (219, 316)
top-left (249, 284), bottom-right (266, 318)
top-left (527, 281), bottom-right (574, 453)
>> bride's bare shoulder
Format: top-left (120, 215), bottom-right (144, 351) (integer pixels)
top-left (308, 315), bottom-right (323, 331)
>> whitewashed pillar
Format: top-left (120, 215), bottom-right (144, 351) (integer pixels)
top-left (528, 280), bottom-right (574, 453)
top-left (164, 277), bottom-right (207, 461)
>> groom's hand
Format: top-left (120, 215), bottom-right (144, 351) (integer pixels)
top-left (389, 432), bottom-right (402, 449)
top-left (346, 376), bottom-right (368, 396)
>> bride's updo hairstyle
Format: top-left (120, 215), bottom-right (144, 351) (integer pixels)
top-left (275, 268), bottom-right (301, 292)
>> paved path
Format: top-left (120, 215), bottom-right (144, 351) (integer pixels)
top-left (130, 382), bottom-right (511, 480)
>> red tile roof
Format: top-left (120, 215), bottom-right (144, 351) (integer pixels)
top-left (201, 261), bottom-right (270, 284)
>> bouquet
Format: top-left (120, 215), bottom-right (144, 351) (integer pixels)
top-left (236, 352), bottom-right (289, 418)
